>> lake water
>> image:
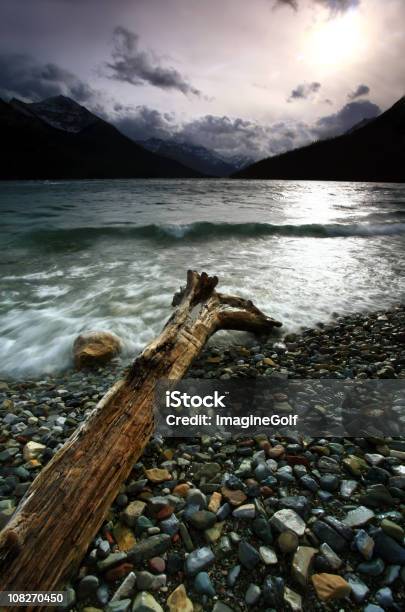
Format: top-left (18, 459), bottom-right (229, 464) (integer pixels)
top-left (1, 179), bottom-right (405, 377)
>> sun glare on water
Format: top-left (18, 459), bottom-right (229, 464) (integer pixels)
top-left (306, 10), bottom-right (365, 67)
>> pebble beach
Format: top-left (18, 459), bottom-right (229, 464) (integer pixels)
top-left (1, 306), bottom-right (405, 611)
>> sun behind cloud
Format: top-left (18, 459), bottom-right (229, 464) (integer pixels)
top-left (305, 8), bottom-right (366, 67)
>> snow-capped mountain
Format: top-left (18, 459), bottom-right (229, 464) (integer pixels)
top-left (139, 138), bottom-right (250, 177)
top-left (1, 96), bottom-right (202, 179)
top-left (10, 95), bottom-right (99, 133)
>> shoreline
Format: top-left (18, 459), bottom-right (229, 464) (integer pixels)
top-left (1, 302), bottom-right (404, 385)
top-left (1, 305), bottom-right (404, 610)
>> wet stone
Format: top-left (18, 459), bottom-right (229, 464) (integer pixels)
top-left (374, 531), bottom-right (405, 564)
top-left (278, 529), bottom-right (299, 553)
top-left (184, 546), bottom-right (215, 575)
top-left (132, 592), bottom-right (163, 612)
top-left (252, 516), bottom-right (273, 544)
top-left (227, 564), bottom-right (241, 587)
top-left (128, 534), bottom-right (171, 565)
top-left (77, 575), bottom-right (100, 601)
top-left (292, 546), bottom-right (317, 587)
top-left (340, 479), bottom-right (358, 498)
top-left (357, 557), bottom-right (385, 576)
top-left (194, 571), bottom-right (215, 597)
top-left (245, 583), bottom-right (261, 605)
top-left (342, 506), bottom-right (375, 528)
top-left (319, 543), bottom-right (342, 570)
top-left (232, 503), bottom-right (255, 519)
top-left (160, 514), bottom-right (180, 536)
top-left (380, 518), bottom-right (404, 542)
top-left (312, 520), bottom-right (347, 554)
top-left (188, 510), bottom-right (216, 530)
top-left (259, 546), bottom-right (278, 565)
top-left (270, 509), bottom-right (306, 536)
top-left (262, 575), bottom-right (284, 607)
top-left (344, 573), bottom-right (369, 603)
top-left (354, 529), bottom-right (374, 560)
top-left (238, 541), bottom-right (260, 570)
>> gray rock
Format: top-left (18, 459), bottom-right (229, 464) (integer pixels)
top-left (300, 475), bottom-right (319, 492)
top-left (375, 587), bottom-right (394, 608)
top-left (319, 474), bottom-right (339, 492)
top-left (262, 575), bottom-right (284, 607)
top-left (132, 591), bottom-right (163, 612)
top-left (77, 575), bottom-right (99, 600)
top-left (245, 583), bottom-right (261, 605)
top-left (382, 564), bottom-right (401, 585)
top-left (232, 504), bottom-right (255, 520)
top-left (259, 546), bottom-right (278, 565)
top-left (312, 520), bottom-right (346, 553)
top-left (343, 506), bottom-right (375, 528)
top-left (279, 495), bottom-right (310, 519)
top-left (227, 564), bottom-right (241, 587)
top-left (270, 509), bottom-right (306, 536)
top-left (344, 573), bottom-right (369, 603)
top-left (136, 571), bottom-right (156, 591)
top-left (357, 557), bottom-right (385, 576)
top-left (340, 479), bottom-right (358, 498)
top-left (354, 529), bottom-right (374, 560)
top-left (319, 543), bottom-right (342, 570)
top-left (188, 510), bottom-right (216, 530)
top-left (363, 606), bottom-right (384, 612)
top-left (179, 522), bottom-right (194, 552)
top-left (194, 571), bottom-right (215, 597)
top-left (374, 531), bottom-right (405, 564)
top-left (238, 541), bottom-right (260, 570)
top-left (110, 571), bottom-right (136, 602)
top-left (252, 517), bottom-right (273, 544)
top-left (106, 600), bottom-right (131, 612)
top-left (128, 534), bottom-right (171, 565)
top-left (60, 586), bottom-right (76, 611)
top-left (292, 546), bottom-right (317, 587)
top-left (212, 603), bottom-right (234, 612)
top-left (160, 514), bottom-right (180, 536)
top-left (192, 462), bottom-right (221, 480)
top-left (184, 546), bottom-right (215, 575)
top-left (97, 552), bottom-right (127, 572)
top-left (186, 488), bottom-right (207, 508)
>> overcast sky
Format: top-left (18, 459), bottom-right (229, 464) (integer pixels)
top-left (1, 0), bottom-right (404, 160)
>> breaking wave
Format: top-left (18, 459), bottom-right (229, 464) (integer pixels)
top-left (22, 220), bottom-right (405, 248)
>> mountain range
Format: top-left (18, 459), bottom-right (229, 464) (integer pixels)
top-left (1, 94), bottom-right (404, 182)
top-left (139, 138), bottom-right (252, 177)
top-left (0, 96), bottom-right (201, 180)
top-left (235, 96), bottom-right (405, 182)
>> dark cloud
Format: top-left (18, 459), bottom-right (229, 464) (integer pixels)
top-left (115, 105), bottom-right (177, 141)
top-left (106, 26), bottom-right (201, 96)
top-left (348, 83), bottom-right (370, 100)
top-left (113, 97), bottom-right (381, 161)
top-left (315, 99), bottom-right (380, 137)
top-left (274, 0), bottom-right (360, 13)
top-left (0, 53), bottom-right (97, 104)
top-left (113, 106), bottom-right (315, 160)
top-left (288, 81), bottom-right (321, 101)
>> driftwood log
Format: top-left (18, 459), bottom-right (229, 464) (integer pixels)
top-left (0, 271), bottom-right (281, 605)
